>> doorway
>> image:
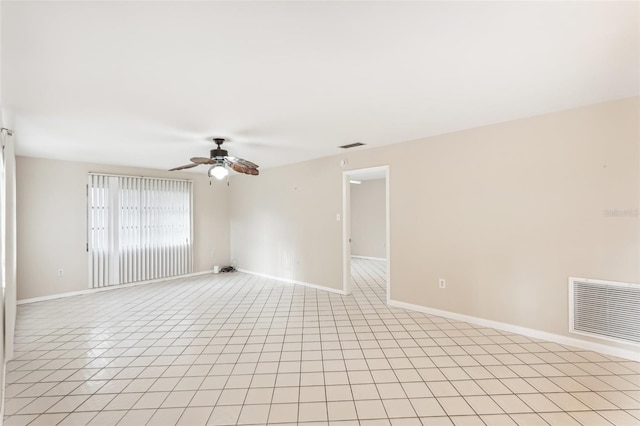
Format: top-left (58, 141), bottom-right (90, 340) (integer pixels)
top-left (342, 166), bottom-right (390, 302)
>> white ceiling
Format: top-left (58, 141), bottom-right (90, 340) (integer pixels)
top-left (2, 1), bottom-right (638, 171)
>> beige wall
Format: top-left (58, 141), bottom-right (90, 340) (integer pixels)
top-left (351, 179), bottom-right (386, 259)
top-left (230, 159), bottom-right (343, 286)
top-left (1, 3), bottom-right (8, 388)
top-left (16, 157), bottom-right (230, 300)
top-left (230, 97), bottom-right (640, 349)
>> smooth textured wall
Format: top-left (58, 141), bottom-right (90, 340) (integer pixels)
top-left (351, 179), bottom-right (386, 259)
top-left (16, 157), bottom-right (230, 300)
top-left (230, 97), bottom-right (640, 350)
top-left (230, 159), bottom-right (343, 287)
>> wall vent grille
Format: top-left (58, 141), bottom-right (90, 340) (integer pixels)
top-left (569, 277), bottom-right (640, 345)
top-left (338, 142), bottom-right (365, 149)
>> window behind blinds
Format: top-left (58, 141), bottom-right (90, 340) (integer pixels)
top-left (88, 174), bottom-right (193, 288)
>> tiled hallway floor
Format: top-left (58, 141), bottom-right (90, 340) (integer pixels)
top-left (3, 258), bottom-right (640, 425)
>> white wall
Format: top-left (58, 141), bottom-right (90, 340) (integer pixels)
top-left (351, 179), bottom-right (386, 259)
top-left (230, 97), bottom-right (640, 352)
top-left (16, 157), bottom-right (230, 300)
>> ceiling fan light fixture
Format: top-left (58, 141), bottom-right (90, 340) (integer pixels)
top-left (170, 137), bottom-right (259, 177)
top-left (209, 165), bottom-right (229, 180)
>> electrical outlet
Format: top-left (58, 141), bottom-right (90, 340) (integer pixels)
top-left (58, 269), bottom-right (64, 276)
top-left (439, 278), bottom-right (446, 289)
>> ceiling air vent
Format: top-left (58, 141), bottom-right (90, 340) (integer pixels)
top-left (338, 142), bottom-right (366, 149)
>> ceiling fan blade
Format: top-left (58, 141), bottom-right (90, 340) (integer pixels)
top-left (190, 157), bottom-right (216, 165)
top-left (238, 159), bottom-right (259, 169)
top-left (227, 156), bottom-right (259, 169)
top-left (169, 163), bottom-right (199, 171)
top-left (228, 162), bottom-right (249, 174)
top-left (227, 160), bottom-right (260, 176)
top-left (228, 160), bottom-right (249, 172)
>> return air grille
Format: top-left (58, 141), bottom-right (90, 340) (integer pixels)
top-left (569, 277), bottom-right (640, 345)
top-left (338, 142), bottom-right (365, 149)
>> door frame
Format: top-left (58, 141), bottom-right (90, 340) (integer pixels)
top-left (342, 165), bottom-right (390, 301)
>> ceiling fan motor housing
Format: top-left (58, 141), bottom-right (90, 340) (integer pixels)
top-left (210, 148), bottom-right (228, 159)
top-left (211, 138), bottom-right (228, 159)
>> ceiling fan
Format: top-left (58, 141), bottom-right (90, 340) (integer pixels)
top-left (169, 138), bottom-right (259, 180)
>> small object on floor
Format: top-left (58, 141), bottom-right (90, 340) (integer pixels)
top-left (220, 266), bottom-right (236, 273)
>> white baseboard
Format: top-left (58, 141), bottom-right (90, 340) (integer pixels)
top-left (387, 299), bottom-right (640, 362)
top-left (238, 269), bottom-right (348, 295)
top-left (17, 270), bottom-right (214, 305)
top-left (351, 255), bottom-right (387, 261)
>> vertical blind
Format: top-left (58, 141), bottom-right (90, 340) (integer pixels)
top-left (88, 174), bottom-right (193, 288)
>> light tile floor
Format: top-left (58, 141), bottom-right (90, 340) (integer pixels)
top-left (3, 258), bottom-right (640, 425)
